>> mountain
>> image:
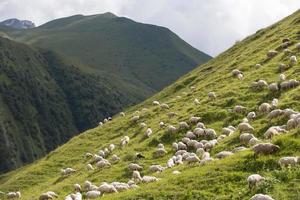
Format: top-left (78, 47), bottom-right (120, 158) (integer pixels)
top-left (0, 9), bottom-right (299, 199)
top-left (0, 13), bottom-right (211, 172)
top-left (0, 18), bottom-right (35, 29)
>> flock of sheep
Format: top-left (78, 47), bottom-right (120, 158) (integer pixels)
top-left (1, 40), bottom-right (300, 200)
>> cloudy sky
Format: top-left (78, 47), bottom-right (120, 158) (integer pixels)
top-left (0, 0), bottom-right (299, 56)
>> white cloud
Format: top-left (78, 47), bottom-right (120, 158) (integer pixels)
top-left (0, 0), bottom-right (299, 55)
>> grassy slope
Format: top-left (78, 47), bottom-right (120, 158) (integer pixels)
top-left (1, 10), bottom-right (300, 200)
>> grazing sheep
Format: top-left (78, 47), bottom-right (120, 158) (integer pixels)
top-left (39, 191), bottom-right (58, 200)
top-left (86, 164), bottom-right (94, 171)
top-left (159, 121), bottom-right (165, 128)
top-left (86, 191), bottom-right (101, 199)
top-left (111, 182), bottom-right (130, 192)
top-left (157, 143), bottom-right (164, 149)
top-left (110, 154), bottom-right (120, 163)
top-left (74, 184), bottom-right (81, 192)
top-left (269, 83), bottom-right (278, 92)
top-left (167, 125), bottom-right (177, 133)
top-left (215, 151), bottom-right (233, 159)
top-left (61, 168), bottom-right (76, 176)
top-left (290, 55), bottom-right (297, 65)
top-left (264, 126), bottom-right (287, 139)
top-left (194, 128), bottom-right (205, 137)
top-left (167, 157), bottom-right (175, 168)
top-left (249, 137), bottom-right (260, 146)
top-left (267, 50), bottom-right (278, 58)
top-left (204, 129), bottom-right (217, 139)
top-left (267, 109), bottom-right (283, 119)
top-left (140, 122), bottom-right (147, 128)
top-left (179, 121), bottom-right (189, 130)
top-left (279, 73), bottom-right (286, 81)
top-left (278, 156), bottom-right (300, 167)
top-left (132, 170), bottom-right (143, 182)
top-left (186, 131), bottom-right (196, 139)
top-left (222, 127), bottom-right (234, 136)
top-left (160, 103), bottom-right (169, 109)
top-left (217, 134), bottom-right (227, 142)
top-left (7, 192), bottom-right (21, 199)
top-left (120, 136), bottom-right (130, 147)
top-left (255, 64), bottom-right (262, 69)
top-left (178, 142), bottom-right (188, 150)
top-left (208, 92), bottom-right (216, 100)
top-left (155, 148), bottom-right (167, 157)
top-left (250, 194), bottom-right (274, 200)
top-left (84, 152), bottom-right (93, 159)
top-left (200, 157), bottom-right (214, 165)
top-left (186, 155), bottom-right (200, 164)
top-left (120, 112), bottom-right (125, 117)
top-left (233, 105), bottom-right (246, 114)
top-left (247, 112), bottom-right (256, 121)
top-left (238, 122), bottom-right (254, 133)
top-left (149, 165), bottom-right (165, 173)
top-left (204, 140), bottom-right (218, 151)
top-left (278, 63), bottom-right (287, 72)
top-left (172, 142), bottom-right (179, 151)
top-left (131, 115), bottom-right (140, 123)
top-left (232, 69), bottom-right (242, 76)
top-left (128, 163), bottom-right (143, 171)
top-left (96, 159), bottom-right (111, 168)
top-left (98, 183), bottom-right (118, 194)
top-left (190, 116), bottom-right (201, 124)
top-left (98, 122), bottom-right (103, 126)
top-left (259, 103), bottom-right (272, 113)
top-left (237, 73), bottom-right (243, 80)
top-left (257, 80), bottom-right (268, 89)
top-left (194, 98), bottom-right (200, 105)
top-left (252, 143), bottom-right (280, 155)
top-left (152, 101), bottom-right (160, 106)
top-left (108, 144), bottom-right (115, 152)
top-left (98, 150), bottom-right (105, 157)
top-left (240, 133), bottom-right (255, 145)
top-left (247, 174), bottom-right (265, 189)
top-left (271, 98), bottom-right (278, 108)
top-left (196, 122), bottom-right (206, 129)
top-left (167, 112), bottom-right (177, 118)
top-left (142, 176), bottom-right (159, 183)
top-left (172, 170), bottom-right (181, 175)
top-left (284, 48), bottom-right (292, 54)
top-left (296, 43), bottom-right (300, 51)
top-left (145, 128), bottom-right (153, 137)
top-left (196, 148), bottom-right (205, 157)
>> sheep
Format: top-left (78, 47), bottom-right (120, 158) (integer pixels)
top-left (233, 105), bottom-right (246, 114)
top-left (167, 125), bottom-right (177, 133)
top-left (200, 157), bottom-right (214, 165)
top-left (201, 152), bottom-right (211, 160)
top-left (98, 122), bottom-right (103, 126)
top-left (190, 86), bottom-right (196, 91)
top-left (204, 139), bottom-right (218, 151)
top-left (128, 163), bottom-right (143, 171)
top-left (296, 42), bottom-right (300, 51)
top-left (155, 148), bottom-right (167, 157)
top-left (6, 192), bottom-right (21, 199)
top-left (120, 136), bottom-right (130, 147)
top-left (61, 168), bottom-right (76, 176)
top-left (240, 133), bottom-right (255, 145)
top-left (257, 80), bottom-right (268, 89)
top-left (255, 64), bottom-right (262, 69)
top-left (84, 152), bottom-right (93, 159)
top-left (96, 159), bottom-right (111, 168)
top-left (186, 155), bottom-right (200, 164)
top-left (267, 50), bottom-right (278, 58)
top-left (111, 154), bottom-right (120, 163)
top-left (194, 128), bottom-right (205, 137)
top-left (86, 191), bottom-right (101, 199)
top-left (178, 142), bottom-right (188, 150)
top-left (142, 176), bottom-right (159, 183)
top-left (252, 143), bottom-right (280, 155)
top-left (149, 165), bottom-right (165, 173)
top-left (172, 170), bottom-right (181, 175)
top-left (166, 157), bottom-right (175, 168)
top-left (290, 55), bottom-right (297, 65)
top-left (232, 69), bottom-right (242, 76)
top-left (268, 83), bottom-right (278, 92)
top-left (196, 148), bottom-right (205, 158)
top-left (120, 112), bottom-right (125, 117)
top-left (279, 73), bottom-right (286, 81)
top-left (222, 127), bottom-right (234, 136)
top-left (208, 92), bottom-right (216, 100)
top-left (267, 109), bottom-right (283, 119)
top-left (278, 156), bottom-right (300, 167)
top-left (186, 131), bottom-right (196, 139)
top-left (247, 174), bottom-right (265, 189)
top-left (98, 183), bottom-right (118, 194)
top-left (190, 116), bottom-right (201, 124)
top-left (153, 101), bottom-right (160, 106)
top-left (160, 103), bottom-right (169, 109)
top-left (131, 115), bottom-right (140, 123)
top-left (132, 170), bottom-right (143, 182)
top-left (73, 184), bottom-right (81, 192)
top-left (179, 121), bottom-right (189, 130)
top-left (232, 146), bottom-right (247, 153)
top-left (238, 122), bottom-right (254, 133)
top-left (86, 164), bottom-right (94, 171)
top-left (39, 191), bottom-right (58, 200)
top-left (247, 111), bottom-right (256, 121)
top-left (259, 103), bottom-right (272, 113)
top-left (215, 151), bottom-right (233, 159)
top-left (103, 118), bottom-right (108, 123)
top-left (167, 112), bottom-right (177, 118)
top-left (249, 137), bottom-right (260, 146)
top-left (98, 150), bottom-right (106, 157)
top-left (237, 73), bottom-right (243, 80)
top-left (250, 194), bottom-right (274, 200)
top-left (271, 98), bottom-right (278, 108)
top-left (140, 122), bottom-right (147, 128)
top-left (111, 182), bottom-right (130, 192)
top-left (278, 63), bottom-right (287, 72)
top-left (159, 121), bottom-right (165, 128)
top-left (145, 128), bottom-right (153, 137)
top-left (264, 126), bottom-right (287, 139)
top-left (172, 142), bottom-right (179, 151)
top-left (194, 98), bottom-right (200, 105)
top-left (204, 129), bottom-right (217, 139)
top-left (128, 180), bottom-right (139, 189)
top-left (196, 122), bottom-right (206, 129)
top-left (284, 48), bottom-right (292, 54)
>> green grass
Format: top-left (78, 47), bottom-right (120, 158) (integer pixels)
top-left (1, 9), bottom-right (300, 200)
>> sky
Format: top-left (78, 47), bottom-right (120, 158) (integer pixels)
top-left (0, 0), bottom-right (299, 56)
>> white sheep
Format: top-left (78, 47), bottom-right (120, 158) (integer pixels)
top-left (178, 142), bottom-right (187, 150)
top-left (194, 128), bottom-right (205, 137)
top-left (98, 183), bottom-right (118, 194)
top-left (268, 83), bottom-right (278, 92)
top-left (111, 154), bottom-right (120, 163)
top-left (172, 142), bottom-right (178, 151)
top-left (216, 151), bottom-right (233, 159)
top-left (267, 109), bottom-right (283, 119)
top-left (132, 170), bottom-right (143, 182)
top-left (86, 164), bottom-right (94, 171)
top-left (190, 116), bottom-right (201, 124)
top-left (247, 112), bottom-right (256, 121)
top-left (194, 98), bottom-right (200, 105)
top-left (208, 92), bottom-right (216, 100)
top-left (179, 121), bottom-right (189, 130)
top-left (252, 143), bottom-right (280, 155)
top-left (222, 127), bottom-right (234, 136)
top-left (120, 112), bottom-right (125, 117)
top-left (186, 131), bottom-right (196, 139)
top-left (6, 192), bottom-right (21, 199)
top-left (257, 80), bottom-right (268, 89)
top-left (128, 163), bottom-right (143, 171)
top-left (96, 159), bottom-right (111, 168)
top-left (131, 115), bottom-right (140, 123)
top-left (152, 101), bottom-right (160, 106)
top-left (108, 144), bottom-right (115, 152)
top-left (278, 156), bottom-right (300, 167)
top-left (240, 133), bottom-right (255, 145)
top-left (120, 136), bottom-right (130, 147)
top-left (247, 174), bottom-right (265, 189)
top-left (159, 121), bottom-right (165, 128)
top-left (250, 194), bottom-right (274, 200)
top-left (142, 176), bottom-right (159, 183)
top-left (237, 73), bottom-right (243, 80)
top-left (186, 155), bottom-right (200, 164)
top-left (249, 137), bottom-right (260, 146)
top-left (255, 64), bottom-right (262, 69)
top-left (259, 103), bottom-right (271, 113)
top-left (290, 55), bottom-right (297, 65)
top-left (172, 170), bottom-right (181, 175)
top-left (233, 105), bottom-right (246, 114)
top-left (61, 168), bottom-right (76, 176)
top-left (145, 128), bottom-right (153, 137)
top-left (232, 69), bottom-right (242, 76)
top-left (267, 50), bottom-right (278, 58)
top-left (149, 165), bottom-right (165, 173)
top-left (279, 73), bottom-right (286, 81)
top-left (86, 191), bottom-right (101, 199)
top-left (204, 129), bottom-right (217, 139)
top-left (155, 148), bottom-right (167, 157)
top-left (238, 122), bottom-right (254, 133)
top-left (196, 148), bottom-right (205, 157)
top-left (196, 122), bottom-right (206, 129)
top-left (232, 146), bottom-right (247, 153)
top-left (167, 125), bottom-right (177, 133)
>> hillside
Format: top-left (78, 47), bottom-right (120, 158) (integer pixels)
top-left (0, 13), bottom-right (211, 172)
top-left (0, 9), bottom-right (299, 200)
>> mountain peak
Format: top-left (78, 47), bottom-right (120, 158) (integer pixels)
top-left (0, 18), bottom-right (35, 29)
